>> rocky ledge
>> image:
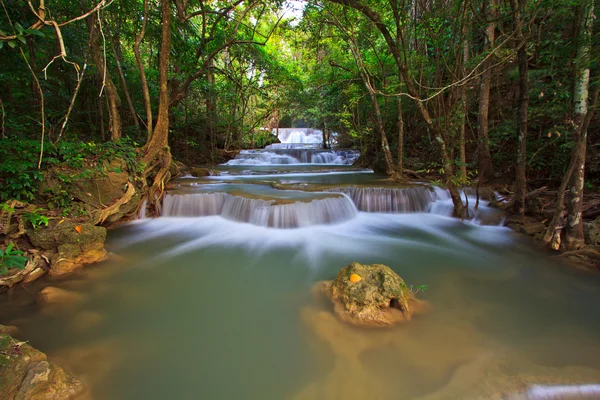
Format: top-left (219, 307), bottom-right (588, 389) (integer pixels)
top-left (0, 334), bottom-right (85, 399)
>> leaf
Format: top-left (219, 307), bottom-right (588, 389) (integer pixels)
top-left (0, 41), bottom-right (4, 50)
top-left (26, 28), bottom-right (44, 38)
top-left (15, 22), bottom-right (24, 34)
top-left (17, 34), bottom-right (26, 44)
top-left (75, 225), bottom-right (82, 234)
top-left (7, 40), bottom-right (16, 48)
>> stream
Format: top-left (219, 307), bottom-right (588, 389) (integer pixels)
top-left (2, 129), bottom-right (600, 399)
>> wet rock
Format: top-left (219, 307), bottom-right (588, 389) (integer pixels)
top-left (0, 334), bottom-right (85, 399)
top-left (584, 218), bottom-right (600, 246)
top-left (319, 262), bottom-right (427, 327)
top-left (27, 223), bottom-right (107, 276)
top-left (190, 167), bottom-right (213, 177)
top-left (37, 287), bottom-right (84, 307)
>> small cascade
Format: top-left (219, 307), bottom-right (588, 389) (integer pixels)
top-left (326, 186), bottom-right (437, 213)
top-left (161, 192), bottom-right (358, 228)
top-left (225, 128), bottom-right (359, 165)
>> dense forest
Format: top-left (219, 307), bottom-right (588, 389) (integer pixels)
top-left (0, 0), bottom-right (598, 249)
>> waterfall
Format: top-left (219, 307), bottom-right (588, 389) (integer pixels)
top-left (161, 192), bottom-right (358, 228)
top-left (326, 186), bottom-right (437, 213)
top-left (224, 128), bottom-right (359, 165)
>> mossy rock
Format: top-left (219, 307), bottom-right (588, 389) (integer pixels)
top-left (190, 167), bottom-right (214, 177)
top-left (27, 223), bottom-right (106, 251)
top-left (0, 334), bottom-right (85, 399)
top-left (320, 262), bottom-right (427, 327)
top-left (27, 223), bottom-right (107, 276)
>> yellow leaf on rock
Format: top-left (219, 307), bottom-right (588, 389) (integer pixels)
top-left (349, 274), bottom-right (362, 283)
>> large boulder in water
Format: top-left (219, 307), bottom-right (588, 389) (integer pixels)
top-left (317, 262), bottom-right (428, 327)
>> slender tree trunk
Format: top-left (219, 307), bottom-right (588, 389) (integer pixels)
top-left (511, 0), bottom-right (529, 216)
top-left (89, 15), bottom-right (122, 141)
top-left (135, 0), bottom-right (153, 143)
top-left (97, 81), bottom-right (105, 141)
top-left (565, 0), bottom-right (594, 249)
top-left (477, 0), bottom-right (496, 181)
top-left (109, 35), bottom-right (138, 131)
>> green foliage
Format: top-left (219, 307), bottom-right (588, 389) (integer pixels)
top-left (0, 138), bottom-right (140, 203)
top-left (23, 208), bottom-right (49, 229)
top-left (0, 244), bottom-right (28, 275)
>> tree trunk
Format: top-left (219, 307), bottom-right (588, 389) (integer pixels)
top-left (565, 0), bottom-right (594, 249)
top-left (89, 15), bottom-right (122, 141)
top-left (110, 35), bottom-right (139, 131)
top-left (477, 0), bottom-right (496, 181)
top-left (143, 0), bottom-right (171, 166)
top-left (135, 0), bottom-right (153, 143)
top-left (511, 0), bottom-right (529, 216)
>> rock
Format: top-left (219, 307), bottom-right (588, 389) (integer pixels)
top-left (27, 223), bottom-right (107, 276)
top-left (0, 334), bottom-right (85, 400)
top-left (584, 218), bottom-right (600, 246)
top-left (37, 287), bottom-right (84, 307)
top-left (190, 167), bottom-right (213, 177)
top-left (320, 262), bottom-right (428, 327)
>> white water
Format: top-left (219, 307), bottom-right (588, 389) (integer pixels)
top-left (226, 128), bottom-right (359, 165)
top-left (161, 192), bottom-right (358, 228)
top-left (275, 128), bottom-right (323, 144)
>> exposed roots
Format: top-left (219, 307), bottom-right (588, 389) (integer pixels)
top-left (92, 182), bottom-right (136, 225)
top-left (141, 148), bottom-right (172, 216)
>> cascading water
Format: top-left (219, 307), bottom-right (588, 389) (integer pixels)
top-left (326, 186), bottom-right (437, 213)
top-left (161, 192), bottom-right (358, 228)
top-left (225, 128), bottom-right (359, 165)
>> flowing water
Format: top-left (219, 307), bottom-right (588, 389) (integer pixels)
top-left (2, 131), bottom-right (600, 400)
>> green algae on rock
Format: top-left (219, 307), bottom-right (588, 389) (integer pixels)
top-left (0, 334), bottom-right (85, 399)
top-left (317, 262), bottom-right (428, 327)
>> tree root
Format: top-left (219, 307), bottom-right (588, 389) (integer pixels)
top-left (92, 182), bottom-right (136, 225)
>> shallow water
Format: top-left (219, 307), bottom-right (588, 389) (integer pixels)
top-left (3, 169), bottom-right (600, 400)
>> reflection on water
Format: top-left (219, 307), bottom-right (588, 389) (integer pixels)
top-left (2, 171), bottom-right (600, 400)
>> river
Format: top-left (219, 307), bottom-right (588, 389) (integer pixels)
top-left (2, 129), bottom-right (600, 399)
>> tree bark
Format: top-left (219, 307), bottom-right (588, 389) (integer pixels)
top-left (565, 0), bottom-right (594, 249)
top-left (511, 0), bottom-right (529, 216)
top-left (477, 0), bottom-right (496, 181)
top-left (143, 0), bottom-right (171, 166)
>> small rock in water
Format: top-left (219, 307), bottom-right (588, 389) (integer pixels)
top-left (316, 262), bottom-right (428, 327)
top-left (37, 287), bottom-right (84, 307)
